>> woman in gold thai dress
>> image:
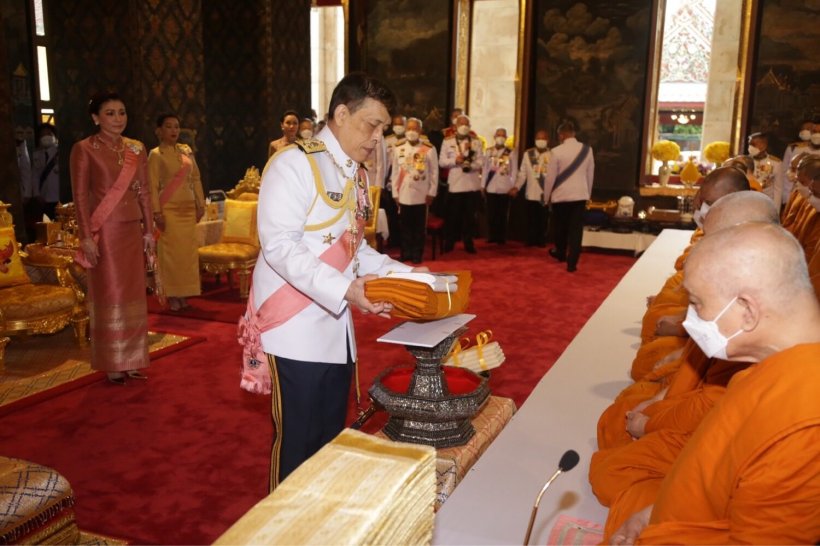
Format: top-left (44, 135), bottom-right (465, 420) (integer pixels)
top-left (148, 114), bottom-right (205, 311)
top-left (70, 92), bottom-right (154, 385)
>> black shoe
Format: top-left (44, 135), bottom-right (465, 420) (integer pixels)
top-left (443, 243), bottom-right (454, 253)
top-left (465, 245), bottom-right (477, 254)
top-left (549, 248), bottom-right (566, 262)
top-left (567, 265), bottom-right (577, 273)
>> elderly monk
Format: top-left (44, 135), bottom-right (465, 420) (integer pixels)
top-left (609, 223), bottom-right (820, 545)
top-left (632, 167), bottom-right (750, 381)
top-left (591, 192), bottom-right (780, 508)
top-left (788, 156), bottom-right (820, 256)
top-left (781, 152), bottom-right (810, 230)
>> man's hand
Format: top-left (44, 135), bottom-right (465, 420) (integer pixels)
top-left (625, 410), bottom-right (649, 439)
top-left (345, 274), bottom-right (393, 317)
top-left (425, 195), bottom-right (434, 206)
top-left (411, 266), bottom-right (429, 273)
top-left (610, 505), bottom-right (652, 545)
top-left (508, 187), bottom-right (519, 197)
top-left (455, 154), bottom-right (465, 165)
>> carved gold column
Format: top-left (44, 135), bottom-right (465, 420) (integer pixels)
top-left (453, 0), bottom-right (472, 110)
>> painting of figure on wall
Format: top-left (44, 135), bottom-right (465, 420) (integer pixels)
top-left (532, 1), bottom-right (653, 193)
top-left (362, 0), bottom-right (452, 129)
top-left (748, 0), bottom-right (820, 157)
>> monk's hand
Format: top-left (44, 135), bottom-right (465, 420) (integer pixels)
top-left (625, 411), bottom-right (649, 439)
top-left (610, 505), bottom-right (652, 545)
top-left (645, 295), bottom-right (656, 308)
top-left (80, 237), bottom-right (99, 268)
top-left (346, 275), bottom-right (391, 317)
top-left (655, 314), bottom-right (686, 337)
top-left (153, 212), bottom-right (166, 232)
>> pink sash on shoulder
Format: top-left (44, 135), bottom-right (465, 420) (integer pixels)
top-left (74, 145), bottom-right (140, 268)
top-left (158, 153), bottom-right (192, 208)
top-left (237, 220), bottom-right (365, 394)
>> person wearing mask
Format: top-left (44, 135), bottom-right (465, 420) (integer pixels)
top-left (70, 91), bottom-right (154, 385)
top-left (781, 119), bottom-right (814, 193)
top-left (148, 113), bottom-right (206, 312)
top-left (482, 128), bottom-right (517, 244)
top-left (298, 118), bottom-right (315, 140)
top-left (381, 115), bottom-right (407, 248)
top-left (747, 132), bottom-right (784, 209)
top-left (268, 110), bottom-right (300, 157)
top-left (31, 123), bottom-right (61, 221)
top-left (543, 120), bottom-right (594, 272)
top-left (511, 130), bottom-right (551, 247)
top-left (439, 114), bottom-right (483, 254)
top-left (391, 117), bottom-right (438, 263)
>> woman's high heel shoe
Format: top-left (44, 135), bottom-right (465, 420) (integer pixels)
top-left (107, 373), bottom-right (127, 385)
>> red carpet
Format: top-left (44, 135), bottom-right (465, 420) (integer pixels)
top-left (146, 279), bottom-right (246, 324)
top-left (0, 241), bottom-right (635, 544)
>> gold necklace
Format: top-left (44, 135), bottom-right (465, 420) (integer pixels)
top-left (94, 134), bottom-right (125, 165)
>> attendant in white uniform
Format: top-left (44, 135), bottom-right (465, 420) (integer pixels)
top-left (781, 119), bottom-right (814, 197)
top-left (747, 132), bottom-right (784, 210)
top-left (439, 114), bottom-right (483, 253)
top-left (482, 127), bottom-right (517, 244)
top-left (543, 120), bottom-right (594, 272)
top-left (511, 129), bottom-right (550, 247)
top-left (252, 73), bottom-right (421, 488)
top-left (30, 123), bottom-right (61, 221)
top-left (380, 115), bottom-right (406, 248)
top-left (391, 117), bottom-right (438, 263)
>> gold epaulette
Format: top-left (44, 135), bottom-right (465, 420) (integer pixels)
top-left (768, 153), bottom-right (782, 162)
top-left (295, 138), bottom-right (327, 154)
top-left (420, 135), bottom-right (431, 146)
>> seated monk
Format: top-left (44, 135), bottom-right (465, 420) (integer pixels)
top-left (788, 156), bottom-right (820, 256)
top-left (638, 167), bottom-right (750, 346)
top-left (781, 151), bottom-right (810, 230)
top-left (595, 191), bottom-right (780, 453)
top-left (609, 223), bottom-right (820, 545)
top-left (810, 239), bottom-right (820, 299)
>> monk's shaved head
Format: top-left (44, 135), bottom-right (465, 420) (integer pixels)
top-left (686, 223), bottom-right (813, 311)
top-left (703, 191), bottom-right (780, 235)
top-left (695, 166), bottom-right (751, 208)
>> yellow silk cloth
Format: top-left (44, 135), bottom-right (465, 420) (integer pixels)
top-left (158, 202), bottom-right (201, 297)
top-left (214, 429), bottom-right (436, 546)
top-left (365, 271), bottom-right (471, 320)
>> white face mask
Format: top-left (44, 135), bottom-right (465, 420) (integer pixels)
top-left (457, 125), bottom-right (470, 137)
top-left (405, 130), bottom-right (419, 143)
top-left (748, 145), bottom-right (761, 157)
top-left (535, 139), bottom-right (548, 150)
top-left (682, 297), bottom-right (743, 359)
top-left (799, 129), bottom-right (812, 141)
top-left (811, 133), bottom-right (820, 146)
top-left (809, 194), bottom-right (820, 212)
top-left (796, 183), bottom-right (812, 198)
top-left (393, 125), bottom-right (405, 136)
top-left (693, 202), bottom-right (710, 228)
top-left (299, 129), bottom-right (313, 139)
top-left (451, 118), bottom-right (459, 127)
top-left (495, 136), bottom-right (506, 147)
top-left (40, 135), bottom-right (56, 147)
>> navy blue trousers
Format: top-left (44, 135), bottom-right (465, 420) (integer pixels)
top-left (267, 350), bottom-right (353, 489)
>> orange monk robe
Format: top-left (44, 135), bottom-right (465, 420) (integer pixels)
top-left (596, 341), bottom-right (706, 450)
top-left (788, 198), bottom-right (814, 240)
top-left (810, 241), bottom-right (820, 299)
top-left (635, 343), bottom-right (820, 544)
top-left (795, 208), bottom-right (819, 258)
top-left (781, 189), bottom-right (805, 230)
top-left (630, 335), bottom-right (688, 381)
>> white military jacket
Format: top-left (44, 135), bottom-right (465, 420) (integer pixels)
top-left (253, 126), bottom-right (412, 364)
top-left (753, 153), bottom-right (784, 210)
top-left (439, 134), bottom-right (484, 193)
top-left (515, 146), bottom-right (551, 202)
top-left (482, 145), bottom-right (518, 194)
top-left (542, 137), bottom-right (594, 204)
top-left (391, 139), bottom-right (439, 205)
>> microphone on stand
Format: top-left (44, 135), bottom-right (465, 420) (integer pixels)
top-left (522, 450), bottom-right (580, 545)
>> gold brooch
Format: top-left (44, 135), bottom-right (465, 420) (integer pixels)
top-left (323, 232), bottom-right (336, 245)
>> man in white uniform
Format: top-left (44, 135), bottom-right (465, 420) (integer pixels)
top-left (251, 73), bottom-right (419, 488)
top-left (391, 117), bottom-right (438, 263)
top-left (543, 120), bottom-right (594, 272)
top-left (747, 132), bottom-right (784, 209)
top-left (511, 129), bottom-right (550, 247)
top-left (482, 127), bottom-right (517, 244)
top-left (439, 114), bottom-right (483, 253)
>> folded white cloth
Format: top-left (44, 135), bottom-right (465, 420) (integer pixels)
top-left (384, 271), bottom-right (459, 293)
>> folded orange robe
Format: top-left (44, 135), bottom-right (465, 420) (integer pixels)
top-left (364, 271), bottom-right (471, 320)
top-left (635, 343), bottom-right (820, 544)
